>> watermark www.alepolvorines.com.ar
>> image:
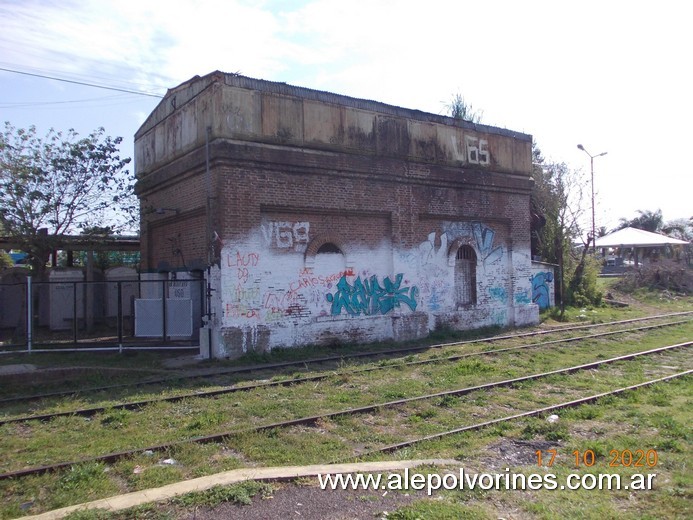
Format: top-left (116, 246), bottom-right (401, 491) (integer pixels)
top-left (317, 467), bottom-right (657, 495)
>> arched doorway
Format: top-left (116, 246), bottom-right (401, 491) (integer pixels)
top-left (455, 245), bottom-right (477, 306)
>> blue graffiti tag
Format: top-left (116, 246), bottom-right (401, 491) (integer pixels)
top-left (489, 287), bottom-right (507, 303)
top-left (514, 293), bottom-right (531, 305)
top-left (326, 274), bottom-right (419, 316)
top-left (428, 288), bottom-right (442, 311)
top-left (472, 223), bottom-right (503, 264)
top-left (441, 222), bottom-right (504, 266)
top-left (531, 271), bottom-right (554, 310)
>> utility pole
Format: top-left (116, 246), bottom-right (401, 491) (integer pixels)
top-left (577, 144), bottom-right (607, 252)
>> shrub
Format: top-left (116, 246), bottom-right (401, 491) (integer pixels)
top-left (566, 254), bottom-right (603, 307)
top-left (615, 260), bottom-right (691, 294)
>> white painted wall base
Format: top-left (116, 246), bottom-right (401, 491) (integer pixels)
top-left (205, 223), bottom-right (538, 359)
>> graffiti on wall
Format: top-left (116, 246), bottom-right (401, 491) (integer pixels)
top-left (261, 221), bottom-right (310, 250)
top-left (440, 222), bottom-right (504, 266)
top-left (326, 273), bottom-right (419, 316)
top-left (514, 292), bottom-right (531, 305)
top-left (407, 223), bottom-right (506, 312)
top-left (222, 218), bottom-right (518, 330)
top-left (224, 243), bottom-right (362, 323)
top-left (417, 231), bottom-right (449, 266)
top-left (489, 286), bottom-right (507, 303)
top-left (261, 267), bottom-right (355, 321)
top-left (471, 223), bottom-right (503, 265)
top-left (224, 250), bottom-right (262, 319)
top-left (227, 250), bottom-right (259, 284)
top-left (412, 232), bottom-right (452, 310)
top-left (531, 271), bottom-right (553, 310)
top-left (465, 136), bottom-right (490, 165)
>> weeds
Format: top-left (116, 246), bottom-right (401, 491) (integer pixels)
top-left (172, 481), bottom-right (273, 508)
top-left (0, 290), bottom-right (690, 519)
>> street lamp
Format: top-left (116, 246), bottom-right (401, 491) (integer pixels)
top-left (577, 144), bottom-right (607, 252)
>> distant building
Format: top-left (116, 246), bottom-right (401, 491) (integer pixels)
top-left (135, 71), bottom-right (538, 358)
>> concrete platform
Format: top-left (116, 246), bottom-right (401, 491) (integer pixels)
top-left (0, 363), bottom-right (36, 376)
top-left (25, 459), bottom-right (457, 519)
top-left (161, 354), bottom-right (206, 368)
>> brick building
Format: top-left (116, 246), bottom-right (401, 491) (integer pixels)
top-left (135, 71), bottom-right (538, 358)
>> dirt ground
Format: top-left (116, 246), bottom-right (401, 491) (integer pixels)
top-left (180, 482), bottom-right (431, 520)
top-left (181, 439), bottom-right (553, 519)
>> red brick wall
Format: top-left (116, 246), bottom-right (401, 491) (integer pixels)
top-left (134, 79), bottom-right (537, 355)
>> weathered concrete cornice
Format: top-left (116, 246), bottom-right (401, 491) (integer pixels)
top-left (135, 139), bottom-right (534, 197)
top-left (135, 72), bottom-right (532, 178)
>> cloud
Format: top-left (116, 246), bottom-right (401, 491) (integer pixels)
top-left (1, 0), bottom-right (691, 224)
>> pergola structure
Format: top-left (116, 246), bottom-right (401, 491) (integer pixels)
top-left (0, 235), bottom-right (139, 267)
top-left (594, 227), bottom-right (689, 266)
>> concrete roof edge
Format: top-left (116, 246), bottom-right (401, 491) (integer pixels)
top-left (140, 70), bottom-right (533, 142)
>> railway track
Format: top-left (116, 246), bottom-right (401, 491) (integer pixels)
top-left (2, 311), bottom-right (690, 408)
top-left (1, 318), bottom-right (690, 426)
top-left (1, 341), bottom-right (689, 481)
top-left (360, 368), bottom-right (692, 458)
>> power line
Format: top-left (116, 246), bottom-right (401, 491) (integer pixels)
top-left (0, 67), bottom-right (164, 99)
top-left (0, 93), bottom-right (138, 107)
top-left (0, 57), bottom-right (173, 92)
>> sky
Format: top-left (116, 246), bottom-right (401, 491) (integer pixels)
top-left (1, 0), bottom-right (691, 234)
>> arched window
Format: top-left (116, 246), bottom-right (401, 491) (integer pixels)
top-left (316, 243), bottom-right (343, 255)
top-left (314, 242), bottom-right (346, 273)
top-left (455, 245), bottom-right (477, 306)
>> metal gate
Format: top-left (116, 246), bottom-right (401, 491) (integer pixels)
top-left (0, 274), bottom-right (204, 352)
top-left (134, 298), bottom-right (193, 337)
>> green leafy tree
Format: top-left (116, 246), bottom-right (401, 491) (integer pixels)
top-left (0, 122), bottom-right (134, 274)
top-left (617, 209), bottom-right (664, 233)
top-left (444, 93), bottom-right (484, 123)
top-left (661, 216), bottom-right (692, 241)
top-left (0, 250), bottom-right (12, 269)
top-left (0, 221), bottom-right (13, 269)
top-left (660, 216), bottom-right (691, 265)
top-left (530, 143), bottom-right (601, 314)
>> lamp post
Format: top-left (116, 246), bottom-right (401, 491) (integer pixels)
top-left (577, 144), bottom-right (607, 252)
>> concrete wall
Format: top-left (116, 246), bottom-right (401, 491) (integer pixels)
top-left (135, 72), bottom-right (532, 178)
top-left (105, 267), bottom-right (138, 317)
top-left (135, 72), bottom-right (538, 358)
top-left (210, 218), bottom-right (536, 357)
top-left (0, 268), bottom-right (28, 329)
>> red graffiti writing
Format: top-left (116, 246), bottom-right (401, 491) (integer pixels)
top-left (227, 251), bottom-right (259, 268)
top-left (224, 302), bottom-right (258, 319)
top-left (287, 269), bottom-right (354, 294)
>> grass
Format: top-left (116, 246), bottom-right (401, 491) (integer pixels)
top-left (394, 376), bottom-right (692, 520)
top-left (539, 277), bottom-right (693, 325)
top-left (55, 481), bottom-right (274, 520)
top-left (0, 288), bottom-right (690, 518)
top-left (0, 326), bottom-right (690, 470)
top-left (388, 500), bottom-right (493, 519)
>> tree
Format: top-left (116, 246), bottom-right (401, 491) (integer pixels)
top-left (0, 221), bottom-right (13, 269)
top-left (444, 93), bottom-right (484, 123)
top-left (664, 216), bottom-right (693, 265)
top-left (530, 143), bottom-right (601, 315)
top-left (0, 122), bottom-right (134, 274)
top-left (617, 209), bottom-right (663, 233)
top-left (530, 145), bottom-right (586, 263)
top-left (0, 250), bottom-right (12, 269)
top-left (662, 216), bottom-right (693, 242)
top-left (615, 209), bottom-right (692, 264)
